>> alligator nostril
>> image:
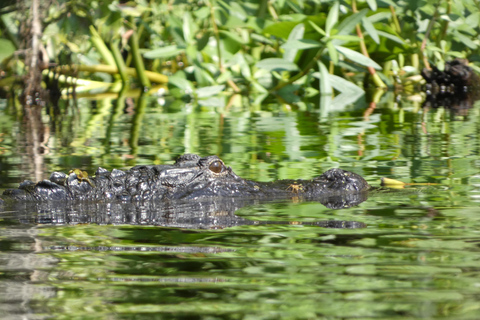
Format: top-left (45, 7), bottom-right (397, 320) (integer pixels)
top-left (209, 161), bottom-right (224, 174)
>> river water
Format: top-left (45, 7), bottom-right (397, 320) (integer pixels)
top-left (1, 95), bottom-right (480, 319)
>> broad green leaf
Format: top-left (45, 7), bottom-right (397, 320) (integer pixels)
top-left (0, 39), bottom-right (15, 61)
top-left (366, 0), bottom-right (377, 11)
top-left (143, 45), bottom-right (184, 59)
top-left (219, 30), bottom-right (246, 44)
top-left (263, 21), bottom-right (299, 39)
top-left (277, 84), bottom-right (301, 103)
top-left (168, 74), bottom-right (194, 93)
top-left (362, 17), bottom-right (379, 44)
top-left (369, 12), bottom-right (391, 23)
top-left (329, 74), bottom-right (364, 94)
top-left (335, 45), bottom-right (382, 70)
top-left (308, 20), bottom-right (326, 36)
top-left (183, 12), bottom-right (197, 44)
top-left (256, 58), bottom-right (299, 72)
top-left (230, 2), bottom-right (248, 21)
top-left (193, 64), bottom-right (216, 87)
top-left (198, 96), bottom-right (226, 108)
top-left (336, 9), bottom-right (368, 35)
top-left (326, 1), bottom-right (339, 36)
top-left (196, 85), bottom-right (226, 98)
top-left (454, 30), bottom-right (477, 49)
top-left (284, 23), bottom-right (305, 62)
top-left (282, 39), bottom-right (322, 50)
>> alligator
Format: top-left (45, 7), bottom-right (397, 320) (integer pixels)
top-left (422, 58), bottom-right (480, 111)
top-left (8, 199), bottom-right (367, 229)
top-left (1, 154), bottom-right (371, 206)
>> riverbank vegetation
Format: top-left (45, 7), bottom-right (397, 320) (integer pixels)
top-left (1, 0), bottom-right (480, 112)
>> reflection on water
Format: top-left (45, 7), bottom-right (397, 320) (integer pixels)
top-left (1, 97), bottom-right (480, 318)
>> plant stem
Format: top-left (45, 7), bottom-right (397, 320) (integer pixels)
top-left (207, 0), bottom-right (240, 92)
top-left (110, 39), bottom-right (129, 86)
top-left (421, 4), bottom-right (439, 70)
top-left (52, 64), bottom-right (168, 84)
top-left (129, 30), bottom-right (151, 89)
top-left (353, 0), bottom-right (386, 88)
top-left (389, 5), bottom-right (401, 33)
top-left (90, 26), bottom-right (117, 67)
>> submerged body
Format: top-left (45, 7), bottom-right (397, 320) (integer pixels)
top-left (2, 154), bottom-right (370, 203)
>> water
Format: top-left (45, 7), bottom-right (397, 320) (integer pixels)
top-left (1, 96), bottom-right (480, 319)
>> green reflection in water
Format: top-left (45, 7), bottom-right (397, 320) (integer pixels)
top-left (1, 97), bottom-right (480, 319)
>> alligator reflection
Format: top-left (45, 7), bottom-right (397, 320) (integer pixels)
top-left (9, 191), bottom-right (368, 229)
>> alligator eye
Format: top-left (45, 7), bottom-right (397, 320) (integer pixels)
top-left (209, 160), bottom-right (224, 174)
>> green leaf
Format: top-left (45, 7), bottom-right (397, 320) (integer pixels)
top-left (284, 23), bottom-right (305, 62)
top-left (263, 21), bottom-right (299, 39)
top-left (335, 45), bottom-right (382, 70)
top-left (197, 96), bottom-right (226, 108)
top-left (362, 17), bottom-right (379, 44)
top-left (327, 41), bottom-right (338, 65)
top-left (366, 0), bottom-right (377, 11)
top-left (329, 74), bottom-right (364, 95)
top-left (329, 35), bottom-right (361, 42)
top-left (282, 39), bottom-right (322, 50)
top-left (196, 85), bottom-right (226, 98)
top-left (316, 61), bottom-right (331, 95)
top-left (326, 1), bottom-right (339, 36)
top-left (307, 20), bottom-right (326, 36)
top-left (219, 30), bottom-right (246, 44)
top-left (376, 31), bottom-right (405, 44)
top-left (277, 84), bottom-right (301, 103)
top-left (336, 9), bottom-right (369, 35)
top-left (183, 12), bottom-right (197, 44)
top-left (169, 74), bottom-right (194, 93)
top-left (256, 58), bottom-right (300, 72)
top-left (143, 45), bottom-right (184, 59)
top-left (454, 30), bottom-right (477, 49)
top-left (0, 39), bottom-right (16, 61)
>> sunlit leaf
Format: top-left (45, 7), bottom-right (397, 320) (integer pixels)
top-left (315, 61), bottom-right (331, 95)
top-left (335, 45), bottom-right (382, 70)
top-left (196, 85), bottom-right (226, 98)
top-left (329, 35), bottom-right (361, 42)
top-left (0, 39), bottom-right (15, 61)
top-left (326, 1), bottom-right (339, 36)
top-left (327, 41), bottom-right (338, 65)
top-left (256, 58), bottom-right (300, 72)
top-left (308, 20), bottom-right (326, 36)
top-left (143, 45), bottom-right (184, 59)
top-left (328, 74), bottom-right (364, 110)
top-left (284, 23), bottom-right (305, 62)
top-left (263, 21), bottom-right (299, 39)
top-left (183, 12), bottom-right (197, 44)
top-left (366, 0), bottom-right (377, 11)
top-left (454, 30), bottom-right (477, 49)
top-left (362, 17), bottom-right (379, 44)
top-left (168, 74), bottom-right (194, 93)
top-left (282, 39), bottom-right (322, 50)
top-left (336, 9), bottom-right (368, 35)
top-left (197, 96), bottom-right (226, 108)
top-left (376, 31), bottom-right (405, 44)
top-left (219, 30), bottom-right (246, 44)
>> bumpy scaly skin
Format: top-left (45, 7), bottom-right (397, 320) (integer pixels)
top-left (2, 154), bottom-right (371, 202)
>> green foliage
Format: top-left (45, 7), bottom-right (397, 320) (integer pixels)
top-left (1, 0), bottom-right (480, 110)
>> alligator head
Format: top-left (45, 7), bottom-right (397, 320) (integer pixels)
top-left (2, 154), bottom-right (371, 205)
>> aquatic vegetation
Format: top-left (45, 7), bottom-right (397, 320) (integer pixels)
top-left (1, 0), bottom-right (480, 110)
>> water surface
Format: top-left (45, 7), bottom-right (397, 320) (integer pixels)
top-left (1, 96), bottom-right (480, 319)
